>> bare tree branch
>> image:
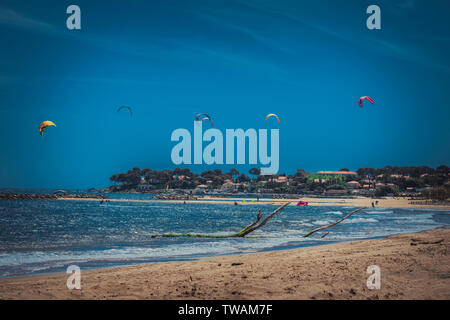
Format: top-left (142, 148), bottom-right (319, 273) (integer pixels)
top-left (238, 202), bottom-right (290, 237)
top-left (238, 209), bottom-right (262, 234)
top-left (151, 202), bottom-right (291, 238)
top-left (303, 207), bottom-right (366, 237)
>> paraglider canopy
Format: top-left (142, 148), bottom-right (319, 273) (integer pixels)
top-left (39, 121), bottom-right (56, 136)
top-left (358, 96), bottom-right (374, 107)
top-left (195, 113), bottom-right (213, 126)
top-left (265, 113), bottom-right (280, 123)
top-left (117, 106), bottom-right (133, 116)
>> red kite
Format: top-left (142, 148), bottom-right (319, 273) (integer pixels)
top-left (358, 96), bottom-right (374, 107)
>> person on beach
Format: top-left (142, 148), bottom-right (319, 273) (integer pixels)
top-left (371, 202), bottom-right (375, 207)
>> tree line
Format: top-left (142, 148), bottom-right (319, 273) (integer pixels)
top-left (109, 165), bottom-right (449, 199)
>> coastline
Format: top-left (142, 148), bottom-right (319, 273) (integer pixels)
top-left (56, 195), bottom-right (450, 210)
top-left (1, 228), bottom-right (448, 300)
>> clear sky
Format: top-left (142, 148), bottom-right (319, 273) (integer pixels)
top-left (0, 0), bottom-right (449, 189)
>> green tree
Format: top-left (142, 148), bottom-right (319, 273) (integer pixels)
top-left (229, 168), bottom-right (239, 182)
top-left (436, 165), bottom-right (449, 175)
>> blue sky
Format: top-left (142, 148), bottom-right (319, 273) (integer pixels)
top-left (0, 0), bottom-right (449, 189)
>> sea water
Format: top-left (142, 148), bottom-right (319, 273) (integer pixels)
top-left (0, 192), bottom-right (449, 277)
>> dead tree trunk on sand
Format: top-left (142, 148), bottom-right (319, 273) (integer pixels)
top-left (303, 207), bottom-right (366, 237)
top-left (151, 202), bottom-right (290, 239)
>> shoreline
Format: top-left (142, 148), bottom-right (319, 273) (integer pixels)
top-left (0, 228), bottom-right (448, 299)
top-left (55, 196), bottom-right (450, 210)
top-left (2, 192), bottom-right (448, 209)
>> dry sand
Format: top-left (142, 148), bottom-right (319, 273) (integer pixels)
top-left (59, 196), bottom-right (450, 210)
top-left (1, 228), bottom-right (449, 300)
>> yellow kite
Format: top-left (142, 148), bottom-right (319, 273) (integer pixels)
top-left (265, 113), bottom-right (279, 123)
top-left (39, 121), bottom-right (56, 136)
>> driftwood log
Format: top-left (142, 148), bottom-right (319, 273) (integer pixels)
top-left (303, 207), bottom-right (366, 237)
top-left (151, 202), bottom-right (290, 238)
top-left (237, 203), bottom-right (290, 237)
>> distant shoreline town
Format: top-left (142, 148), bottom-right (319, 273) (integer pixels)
top-left (102, 165), bottom-right (450, 201)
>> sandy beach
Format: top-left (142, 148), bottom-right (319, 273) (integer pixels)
top-left (1, 228), bottom-right (448, 300)
top-left (58, 195), bottom-right (450, 210)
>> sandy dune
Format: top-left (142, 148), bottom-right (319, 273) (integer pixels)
top-left (1, 228), bottom-right (449, 300)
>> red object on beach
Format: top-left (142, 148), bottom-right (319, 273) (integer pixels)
top-left (358, 96), bottom-right (374, 107)
top-left (296, 201), bottom-right (308, 206)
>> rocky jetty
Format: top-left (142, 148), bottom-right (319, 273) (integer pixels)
top-left (59, 194), bottom-right (109, 199)
top-left (0, 193), bottom-right (109, 200)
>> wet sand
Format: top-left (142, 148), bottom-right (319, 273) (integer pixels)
top-left (58, 196), bottom-right (450, 210)
top-left (1, 228), bottom-right (449, 300)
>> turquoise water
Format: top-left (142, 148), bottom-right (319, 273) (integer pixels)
top-left (0, 194), bottom-right (449, 277)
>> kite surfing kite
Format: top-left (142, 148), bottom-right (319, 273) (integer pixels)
top-left (195, 113), bottom-right (213, 126)
top-left (265, 113), bottom-right (279, 123)
top-left (117, 106), bottom-right (133, 116)
top-left (39, 121), bottom-right (56, 136)
top-left (296, 200), bottom-right (308, 207)
top-left (358, 96), bottom-right (374, 107)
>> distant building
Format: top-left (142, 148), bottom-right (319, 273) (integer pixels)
top-left (146, 178), bottom-right (161, 184)
top-left (346, 181), bottom-right (361, 188)
top-left (274, 176), bottom-right (289, 184)
top-left (175, 175), bottom-right (189, 180)
top-left (386, 183), bottom-right (396, 187)
top-left (221, 181), bottom-right (238, 192)
top-left (193, 184), bottom-right (208, 195)
top-left (390, 174), bottom-right (410, 179)
top-left (316, 171), bottom-right (357, 176)
top-left (137, 184), bottom-right (156, 191)
top-left (324, 189), bottom-right (349, 196)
